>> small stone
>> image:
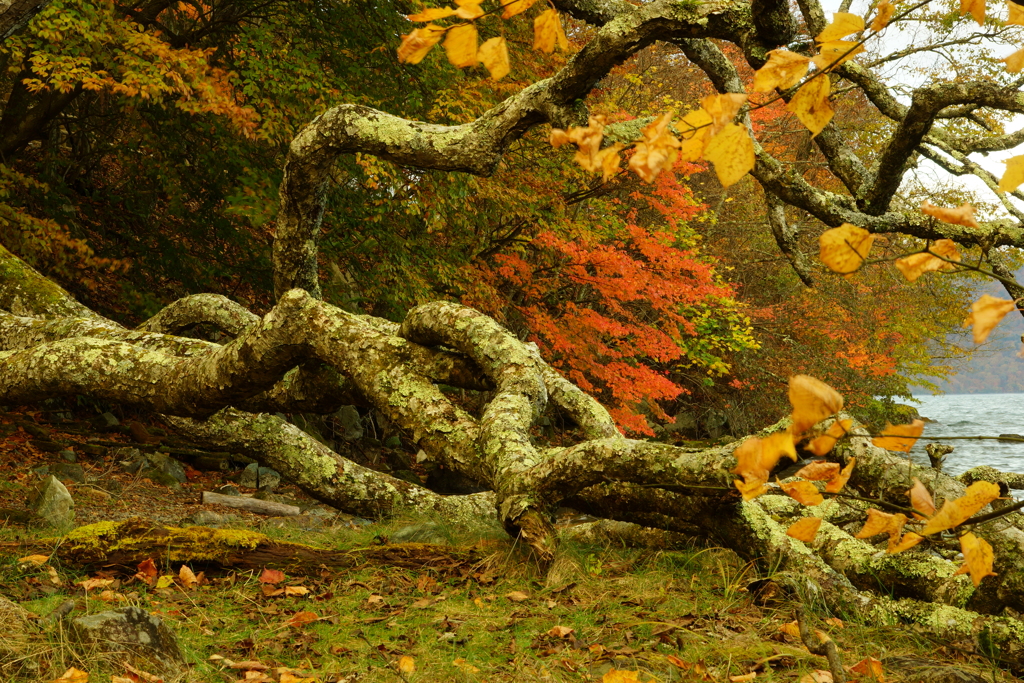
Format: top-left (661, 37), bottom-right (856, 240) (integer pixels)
top-left (239, 463), bottom-right (280, 490)
top-left (335, 405), bottom-right (364, 441)
top-left (189, 510), bottom-right (225, 526)
top-left (31, 465), bottom-right (50, 477)
top-left (31, 475), bottom-right (74, 528)
top-left (145, 452), bottom-right (187, 484)
top-left (82, 444), bottom-right (107, 458)
top-left (22, 423), bottom-right (50, 439)
top-left (59, 449), bottom-right (77, 462)
top-left (70, 607), bottom-right (186, 678)
top-left (215, 484), bottom-right (240, 496)
top-left (93, 412), bottom-right (121, 430)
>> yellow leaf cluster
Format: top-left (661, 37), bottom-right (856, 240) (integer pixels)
top-left (960, 0), bottom-right (986, 25)
top-left (788, 77), bottom-right (833, 137)
top-left (870, 0), bottom-right (895, 31)
top-left (920, 481), bottom-right (1001, 535)
top-left (855, 508), bottom-right (909, 552)
top-left (907, 477), bottom-right (936, 519)
top-left (677, 108), bottom-right (713, 162)
top-left (629, 112), bottom-right (681, 183)
top-left (998, 155), bottom-right (1024, 192)
top-left (787, 516), bottom-right (823, 543)
top-left (894, 239), bottom-right (960, 282)
top-left (550, 116), bottom-right (624, 182)
top-left (704, 123), bottom-right (755, 187)
top-left (965, 294), bottom-right (1018, 343)
top-left (702, 93), bottom-right (747, 136)
top-left (789, 374), bottom-right (844, 436)
top-left (954, 532), bottom-right (997, 586)
top-left (500, 0), bottom-right (539, 19)
top-left (813, 41), bottom-right (865, 71)
top-left (780, 480), bottom-right (825, 506)
top-left (478, 37), bottom-right (510, 80)
top-left (397, 24), bottom-right (447, 64)
top-left (819, 224), bottom-right (873, 274)
top-left (816, 12), bottom-right (864, 42)
top-left (534, 9), bottom-right (568, 54)
top-left (806, 418), bottom-right (852, 456)
top-left (824, 458), bottom-right (855, 494)
top-left (871, 419), bottom-right (924, 452)
top-left (921, 200), bottom-right (979, 228)
top-left (752, 49), bottom-right (809, 92)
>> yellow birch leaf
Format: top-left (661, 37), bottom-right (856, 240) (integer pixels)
top-left (958, 532), bottom-right (997, 586)
top-left (824, 457), bottom-right (855, 493)
top-left (444, 23), bottom-right (478, 68)
top-left (732, 436), bottom-right (767, 482)
top-left (795, 461), bottom-right (841, 481)
top-left (789, 374), bottom-right (844, 436)
top-left (398, 24), bottom-right (446, 64)
top-left (678, 108), bottom-right (713, 162)
top-left (1009, 0), bottom-right (1024, 26)
top-left (808, 419), bottom-right (853, 457)
top-left (597, 143), bottom-right (624, 182)
top-left (779, 480), bottom-right (825, 506)
top-left (534, 9), bottom-right (566, 53)
top-left (735, 477), bottom-right (768, 500)
top-left (701, 93), bottom-right (747, 136)
top-left (889, 531), bottom-right (924, 553)
top-left (812, 40), bottom-right (865, 70)
top-left (788, 77), bottom-right (833, 137)
top-left (855, 508), bottom-right (907, 539)
top-left (787, 516), bottom-right (823, 542)
top-left (753, 49), bottom-right (810, 92)
top-left (908, 477), bottom-right (936, 519)
top-left (762, 429), bottom-right (798, 469)
top-left (179, 565), bottom-right (198, 589)
top-left (819, 223), bottom-right (873, 273)
top-left (961, 0), bottom-right (986, 25)
top-left (407, 6), bottom-right (456, 21)
top-left (870, 0), bottom-right (895, 30)
top-left (872, 420), bottom-right (924, 453)
top-left (629, 111), bottom-right (681, 183)
top-left (500, 0), bottom-right (538, 18)
top-left (965, 294), bottom-right (1018, 344)
top-left (454, 0), bottom-right (484, 19)
top-left (998, 154), bottom-right (1024, 192)
top-left (18, 554), bottom-right (50, 565)
top-left (155, 575), bottom-right (175, 589)
top-left (921, 481), bottom-right (1001, 535)
top-left (1003, 47), bottom-right (1024, 72)
top-left (779, 621), bottom-right (801, 638)
top-left (398, 656), bottom-right (416, 673)
top-left (478, 37), bottom-right (510, 80)
top-left (921, 200), bottom-right (979, 228)
top-left (816, 12), bottom-right (865, 42)
top-left (53, 668), bottom-right (90, 683)
top-left (454, 658), bottom-right (481, 673)
top-left (895, 240), bottom-right (960, 282)
top-left (703, 123), bottom-right (755, 187)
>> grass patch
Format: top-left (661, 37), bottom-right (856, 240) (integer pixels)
top-left (0, 517), bottom-right (1015, 682)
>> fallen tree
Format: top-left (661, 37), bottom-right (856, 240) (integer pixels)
top-left (5, 0), bottom-right (1024, 674)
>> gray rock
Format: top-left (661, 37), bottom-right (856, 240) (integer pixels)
top-left (662, 410), bottom-right (699, 435)
top-left (215, 484), bottom-right (240, 496)
top-left (391, 522), bottom-right (448, 544)
top-left (189, 510), bottom-right (225, 526)
top-left (239, 463), bottom-right (280, 491)
top-left (31, 475), bottom-right (74, 528)
top-left (50, 462), bottom-right (86, 485)
top-left (701, 409), bottom-right (729, 439)
top-left (335, 405), bottom-right (364, 441)
top-left (59, 449), bottom-right (77, 462)
top-left (93, 411), bottom-right (121, 430)
top-left (70, 606), bottom-right (186, 678)
top-left (146, 452), bottom-right (187, 484)
top-left (22, 423), bottom-right (50, 439)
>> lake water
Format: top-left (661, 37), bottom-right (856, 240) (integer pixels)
top-left (908, 393), bottom-right (1024, 476)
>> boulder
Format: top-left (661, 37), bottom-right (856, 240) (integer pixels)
top-left (70, 606), bottom-right (187, 679)
top-left (335, 405), bottom-right (364, 441)
top-left (239, 463), bottom-right (281, 491)
top-left (31, 475), bottom-right (74, 528)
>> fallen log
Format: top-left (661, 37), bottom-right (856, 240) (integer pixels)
top-left (0, 519), bottom-right (480, 575)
